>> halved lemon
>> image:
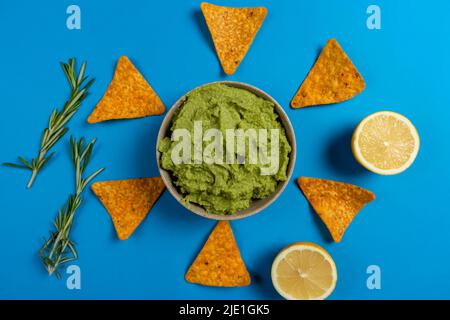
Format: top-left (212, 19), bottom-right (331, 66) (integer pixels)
top-left (352, 111), bottom-right (420, 175)
top-left (271, 242), bottom-right (337, 300)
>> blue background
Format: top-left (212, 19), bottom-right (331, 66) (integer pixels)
top-left (1, 0), bottom-right (449, 299)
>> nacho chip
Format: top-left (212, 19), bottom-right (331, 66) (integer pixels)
top-left (87, 56), bottom-right (165, 123)
top-left (91, 177), bottom-right (165, 240)
top-left (291, 39), bottom-right (365, 109)
top-left (185, 221), bottom-right (251, 287)
top-left (298, 177), bottom-right (375, 242)
top-left (201, 2), bottom-right (267, 75)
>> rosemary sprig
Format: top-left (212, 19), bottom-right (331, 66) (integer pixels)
top-left (3, 58), bottom-right (94, 188)
top-left (40, 136), bottom-right (104, 278)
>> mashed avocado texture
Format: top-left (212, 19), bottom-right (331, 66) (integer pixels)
top-left (159, 83), bottom-right (291, 214)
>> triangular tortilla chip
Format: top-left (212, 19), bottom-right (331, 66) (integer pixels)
top-left (91, 177), bottom-right (165, 240)
top-left (201, 2), bottom-right (267, 75)
top-left (186, 221), bottom-right (251, 287)
top-left (87, 56), bottom-right (165, 123)
top-left (291, 39), bottom-right (365, 108)
top-left (298, 177), bottom-right (375, 242)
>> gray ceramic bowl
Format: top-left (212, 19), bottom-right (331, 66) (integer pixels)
top-left (156, 81), bottom-right (296, 220)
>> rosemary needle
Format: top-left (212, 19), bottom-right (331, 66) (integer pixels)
top-left (3, 58), bottom-right (94, 188)
top-left (40, 136), bottom-right (104, 278)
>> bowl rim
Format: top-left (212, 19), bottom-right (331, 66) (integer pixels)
top-left (156, 81), bottom-right (297, 220)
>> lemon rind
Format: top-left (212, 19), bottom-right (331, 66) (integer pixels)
top-left (352, 111), bottom-right (420, 175)
top-left (271, 242), bottom-right (337, 300)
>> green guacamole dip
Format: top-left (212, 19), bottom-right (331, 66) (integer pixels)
top-left (159, 83), bottom-right (291, 214)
